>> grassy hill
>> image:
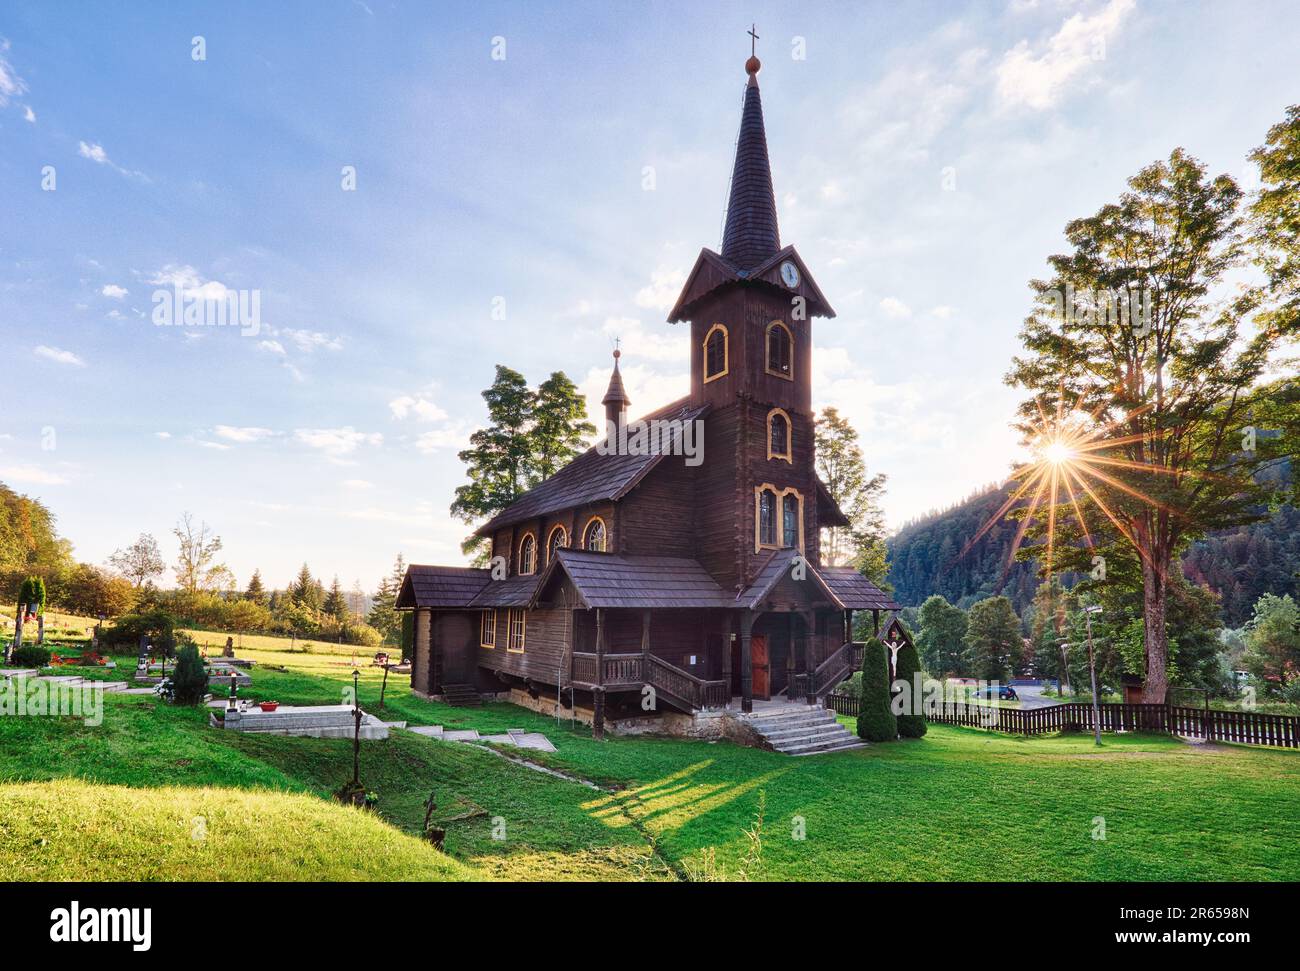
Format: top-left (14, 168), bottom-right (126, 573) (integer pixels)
top-left (0, 779), bottom-right (473, 881)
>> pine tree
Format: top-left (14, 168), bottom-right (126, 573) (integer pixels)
top-left (893, 640), bottom-right (927, 738)
top-left (530, 371), bottom-right (596, 482)
top-left (245, 569), bottom-right (268, 606)
top-left (857, 641), bottom-right (897, 742)
top-left (290, 563), bottom-right (321, 611)
top-left (916, 595), bottom-right (968, 677)
top-left (323, 575), bottom-right (348, 621)
top-left (964, 596), bottom-right (1021, 682)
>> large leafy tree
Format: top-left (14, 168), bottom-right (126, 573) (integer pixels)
top-left (109, 533), bottom-right (165, 588)
top-left (1242, 593), bottom-right (1300, 696)
top-left (916, 594), bottom-right (969, 677)
top-left (1006, 145), bottom-right (1298, 703)
top-left (963, 596), bottom-right (1021, 682)
top-left (530, 371), bottom-right (596, 481)
top-left (1250, 104), bottom-right (1300, 342)
top-left (814, 407), bottom-right (889, 583)
top-left (172, 513), bottom-right (227, 596)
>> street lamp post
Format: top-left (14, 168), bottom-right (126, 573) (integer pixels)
top-left (1084, 605), bottom-right (1103, 746)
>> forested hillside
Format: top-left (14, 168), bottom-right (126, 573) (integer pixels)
top-left (888, 480), bottom-right (1299, 625)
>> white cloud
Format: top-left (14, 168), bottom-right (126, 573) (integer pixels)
top-left (281, 328), bottom-right (343, 352)
top-left (100, 284), bottom-right (128, 299)
top-left (214, 425), bottom-right (274, 443)
top-left (257, 340), bottom-right (286, 356)
top-left (634, 267), bottom-right (687, 312)
top-left (0, 464), bottom-right (69, 486)
top-left (78, 141), bottom-right (109, 164)
top-left (197, 440), bottom-right (231, 451)
top-left (0, 46), bottom-right (28, 108)
top-left (930, 305), bottom-right (955, 319)
top-left (34, 345), bottom-right (86, 367)
top-left (388, 394), bottom-right (448, 422)
top-left (879, 296), bottom-right (912, 319)
top-left (414, 426), bottom-right (472, 454)
top-left (154, 431), bottom-right (172, 440)
top-left (341, 478), bottom-right (374, 490)
top-left (294, 426), bottom-right (382, 456)
top-left (996, 0), bottom-right (1136, 110)
top-left (22, 105), bottom-right (34, 123)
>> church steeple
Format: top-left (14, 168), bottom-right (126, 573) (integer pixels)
top-left (601, 348), bottom-right (630, 427)
top-left (720, 39), bottom-right (780, 271)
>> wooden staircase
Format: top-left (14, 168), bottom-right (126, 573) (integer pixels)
top-left (441, 683), bottom-right (482, 707)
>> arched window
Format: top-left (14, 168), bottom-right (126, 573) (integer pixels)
top-left (766, 321), bottom-right (792, 379)
top-left (518, 533), bottom-right (536, 575)
top-left (767, 408), bottom-right (792, 462)
top-left (546, 525), bottom-right (568, 564)
top-left (583, 517), bottom-right (607, 552)
top-left (703, 324), bottom-right (728, 382)
top-left (758, 489), bottom-right (777, 547)
top-left (754, 485), bottom-right (804, 552)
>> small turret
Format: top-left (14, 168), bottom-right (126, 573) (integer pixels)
top-left (601, 348), bottom-right (630, 429)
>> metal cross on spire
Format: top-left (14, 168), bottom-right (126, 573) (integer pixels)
top-left (748, 23), bottom-right (759, 56)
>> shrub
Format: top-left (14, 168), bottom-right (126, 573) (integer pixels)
top-left (11, 644), bottom-right (52, 667)
top-left (102, 610), bottom-right (177, 653)
top-left (857, 641), bottom-right (897, 742)
top-left (893, 641), bottom-right (927, 738)
top-left (170, 644), bottom-right (208, 705)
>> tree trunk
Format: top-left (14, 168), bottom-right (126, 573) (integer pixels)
top-left (1141, 558), bottom-right (1169, 704)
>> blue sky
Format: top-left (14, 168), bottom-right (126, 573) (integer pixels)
top-left (1, 0), bottom-right (1295, 594)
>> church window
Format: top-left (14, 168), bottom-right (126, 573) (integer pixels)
top-left (767, 408), bottom-right (792, 462)
top-left (703, 324), bottom-right (729, 382)
top-left (480, 610), bottom-right (497, 649)
top-left (758, 489), bottom-right (777, 546)
top-left (754, 485), bottom-right (804, 552)
top-left (518, 533), bottom-right (536, 575)
top-left (506, 609), bottom-right (526, 652)
top-left (546, 525), bottom-right (568, 564)
top-left (583, 516), bottom-right (607, 552)
top-left (766, 321), bottom-right (792, 379)
top-left (782, 493), bottom-right (799, 548)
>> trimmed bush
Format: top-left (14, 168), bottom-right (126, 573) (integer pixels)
top-left (11, 644), bottom-right (52, 667)
top-left (893, 641), bottom-right (928, 738)
top-left (169, 644), bottom-right (208, 705)
top-left (857, 641), bottom-right (897, 742)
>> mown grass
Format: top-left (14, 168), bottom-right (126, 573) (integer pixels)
top-left (4, 629), bottom-right (1299, 882)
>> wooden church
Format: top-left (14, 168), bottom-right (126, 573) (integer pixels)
top-left (398, 47), bottom-right (899, 739)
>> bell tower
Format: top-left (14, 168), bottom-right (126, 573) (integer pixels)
top-left (666, 40), bottom-right (838, 590)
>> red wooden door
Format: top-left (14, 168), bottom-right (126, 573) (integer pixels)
top-left (752, 634), bottom-right (770, 699)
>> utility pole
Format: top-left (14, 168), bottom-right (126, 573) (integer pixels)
top-left (1083, 605), bottom-right (1103, 746)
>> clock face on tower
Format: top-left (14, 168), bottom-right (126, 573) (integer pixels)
top-left (779, 260), bottom-right (800, 289)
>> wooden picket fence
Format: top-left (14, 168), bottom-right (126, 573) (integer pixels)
top-left (823, 694), bottom-right (1300, 749)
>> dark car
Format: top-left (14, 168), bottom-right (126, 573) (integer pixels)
top-left (971, 684), bottom-right (1019, 701)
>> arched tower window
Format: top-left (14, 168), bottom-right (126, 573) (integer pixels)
top-left (703, 324), bottom-right (729, 382)
top-left (766, 321), bottom-right (792, 379)
top-left (518, 533), bottom-right (537, 575)
top-left (767, 408), bottom-right (792, 462)
top-left (754, 485), bottom-right (804, 552)
top-left (583, 517), bottom-right (607, 552)
top-left (758, 489), bottom-right (777, 547)
top-left (546, 525), bottom-right (568, 564)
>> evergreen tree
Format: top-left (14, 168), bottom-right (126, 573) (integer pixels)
top-left (964, 596), bottom-right (1021, 682)
top-left (170, 643), bottom-right (208, 705)
top-left (916, 595), bottom-right (968, 677)
top-left (893, 640), bottom-right (927, 738)
top-left (290, 563), bottom-right (322, 611)
top-left (530, 371), bottom-right (596, 482)
top-left (857, 641), bottom-right (897, 742)
top-left (323, 575), bottom-right (348, 621)
top-left (451, 366), bottom-right (536, 556)
top-left (245, 568), bottom-right (268, 606)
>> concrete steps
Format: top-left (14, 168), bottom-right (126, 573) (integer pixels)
top-left (441, 683), bottom-right (482, 707)
top-left (740, 704), bottom-right (865, 756)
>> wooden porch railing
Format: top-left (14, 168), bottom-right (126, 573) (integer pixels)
top-left (570, 652), bottom-right (643, 686)
top-left (808, 641), bottom-right (863, 699)
top-left (645, 654), bottom-right (728, 711)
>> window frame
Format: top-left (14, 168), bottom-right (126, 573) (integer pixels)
top-left (546, 524), bottom-right (568, 565)
top-left (753, 484), bottom-right (805, 553)
top-left (767, 407), bottom-right (793, 463)
top-left (506, 608), bottom-right (526, 653)
top-left (582, 515), bottom-right (608, 552)
top-left (480, 609), bottom-right (497, 649)
top-left (765, 320), bottom-right (794, 380)
top-left (517, 531), bottom-right (537, 575)
top-left (703, 323), bottom-right (729, 383)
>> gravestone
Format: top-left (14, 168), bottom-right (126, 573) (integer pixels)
top-left (223, 636), bottom-right (235, 658)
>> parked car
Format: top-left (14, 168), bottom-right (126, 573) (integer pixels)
top-left (971, 684), bottom-right (1019, 701)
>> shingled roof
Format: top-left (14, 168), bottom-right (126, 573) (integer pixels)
top-left (537, 548), bottom-right (733, 609)
top-left (720, 76), bottom-right (780, 270)
top-left (820, 566), bottom-right (901, 611)
top-left (476, 398), bottom-right (709, 535)
top-left (395, 565), bottom-right (491, 609)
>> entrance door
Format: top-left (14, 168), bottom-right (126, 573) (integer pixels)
top-left (435, 613), bottom-right (474, 686)
top-left (752, 634), bottom-right (770, 700)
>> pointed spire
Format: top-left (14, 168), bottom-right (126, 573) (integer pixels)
top-left (720, 38), bottom-right (780, 271)
top-left (602, 348), bottom-right (630, 427)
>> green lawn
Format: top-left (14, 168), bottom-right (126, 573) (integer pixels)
top-left (3, 632), bottom-right (1299, 881)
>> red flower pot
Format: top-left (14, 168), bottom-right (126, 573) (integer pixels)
top-left (259, 701), bottom-right (280, 712)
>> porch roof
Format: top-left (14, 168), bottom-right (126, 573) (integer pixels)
top-left (396, 565), bottom-right (491, 609)
top-left (820, 566), bottom-right (901, 611)
top-left (736, 550), bottom-right (901, 612)
top-left (468, 573), bottom-right (544, 608)
top-left (536, 548), bottom-right (734, 609)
